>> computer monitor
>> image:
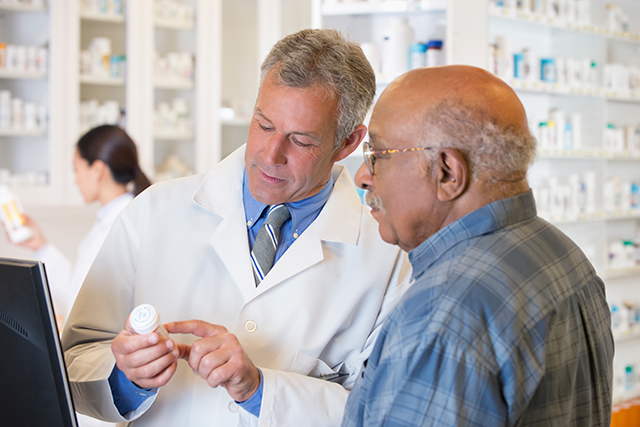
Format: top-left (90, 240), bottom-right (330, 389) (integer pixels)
top-left (0, 257), bottom-right (78, 427)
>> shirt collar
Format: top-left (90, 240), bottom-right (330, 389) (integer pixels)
top-left (243, 170), bottom-right (334, 234)
top-left (408, 190), bottom-right (537, 276)
top-left (97, 192), bottom-right (134, 224)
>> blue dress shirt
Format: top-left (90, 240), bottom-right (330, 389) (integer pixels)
top-left (110, 170), bottom-right (334, 418)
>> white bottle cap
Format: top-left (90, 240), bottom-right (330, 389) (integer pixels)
top-left (130, 304), bottom-right (161, 335)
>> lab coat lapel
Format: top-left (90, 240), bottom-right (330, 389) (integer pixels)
top-left (253, 165), bottom-right (362, 296)
top-left (193, 146), bottom-right (258, 304)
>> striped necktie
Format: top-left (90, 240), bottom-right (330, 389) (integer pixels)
top-left (250, 204), bottom-right (291, 286)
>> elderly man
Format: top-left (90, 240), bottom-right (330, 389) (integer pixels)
top-left (62, 29), bottom-right (410, 427)
top-left (342, 65), bottom-right (613, 427)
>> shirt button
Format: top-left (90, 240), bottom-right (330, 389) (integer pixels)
top-left (244, 320), bottom-right (257, 333)
top-left (247, 221), bottom-right (252, 226)
top-left (293, 232), bottom-right (299, 239)
top-left (228, 401), bottom-right (239, 413)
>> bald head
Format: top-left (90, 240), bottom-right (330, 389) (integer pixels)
top-left (382, 65), bottom-right (529, 132)
top-left (373, 65), bottom-right (536, 189)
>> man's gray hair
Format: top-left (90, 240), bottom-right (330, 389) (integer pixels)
top-left (422, 99), bottom-right (537, 181)
top-left (260, 29), bottom-right (376, 149)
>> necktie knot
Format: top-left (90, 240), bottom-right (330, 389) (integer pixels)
top-left (264, 204), bottom-right (291, 228)
top-left (251, 204), bottom-right (291, 286)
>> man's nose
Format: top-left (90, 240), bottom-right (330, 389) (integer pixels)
top-left (355, 162), bottom-right (373, 190)
top-left (263, 135), bottom-right (287, 166)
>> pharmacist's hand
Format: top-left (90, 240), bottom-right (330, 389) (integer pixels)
top-left (15, 215), bottom-right (47, 251)
top-left (111, 316), bottom-right (180, 389)
top-left (166, 320), bottom-right (260, 402)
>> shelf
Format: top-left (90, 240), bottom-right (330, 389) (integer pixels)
top-left (0, 1), bottom-right (45, 13)
top-left (489, 5), bottom-right (640, 44)
top-left (506, 78), bottom-right (604, 98)
top-left (504, 78), bottom-right (640, 104)
top-left (606, 91), bottom-right (640, 104)
top-left (221, 118), bottom-right (251, 126)
top-left (537, 149), bottom-right (640, 160)
top-left (0, 69), bottom-right (46, 80)
top-left (80, 10), bottom-right (125, 23)
top-left (605, 211), bottom-right (640, 221)
top-left (613, 388), bottom-right (640, 406)
top-left (154, 78), bottom-right (194, 90)
top-left (154, 17), bottom-right (195, 30)
top-left (614, 328), bottom-right (640, 344)
top-left (0, 128), bottom-right (46, 137)
top-left (540, 211), bottom-right (640, 225)
top-left (321, 0), bottom-right (446, 16)
top-left (604, 266), bottom-right (640, 280)
top-left (80, 75), bottom-right (125, 86)
top-left (537, 149), bottom-right (602, 159)
top-left (154, 130), bottom-right (194, 141)
top-left (539, 211), bottom-right (605, 225)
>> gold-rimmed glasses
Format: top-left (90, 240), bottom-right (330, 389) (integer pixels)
top-left (362, 141), bottom-right (432, 176)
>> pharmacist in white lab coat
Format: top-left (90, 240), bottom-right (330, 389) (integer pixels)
top-left (16, 125), bottom-right (151, 427)
top-left (62, 29), bottom-right (412, 427)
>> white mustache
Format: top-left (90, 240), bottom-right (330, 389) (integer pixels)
top-left (364, 190), bottom-right (385, 211)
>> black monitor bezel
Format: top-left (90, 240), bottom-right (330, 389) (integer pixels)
top-left (0, 257), bottom-right (78, 427)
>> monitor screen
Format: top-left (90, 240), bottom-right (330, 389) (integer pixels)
top-left (0, 257), bottom-right (78, 427)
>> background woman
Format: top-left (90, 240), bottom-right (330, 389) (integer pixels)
top-left (17, 125), bottom-right (151, 329)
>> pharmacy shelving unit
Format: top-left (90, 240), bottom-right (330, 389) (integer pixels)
top-left (485, 0), bottom-right (640, 404)
top-left (152, 1), bottom-right (197, 180)
top-left (61, 2), bottom-right (129, 205)
top-left (147, 0), bottom-right (218, 180)
top-left (312, 0), bottom-right (446, 176)
top-left (0, 0), bottom-right (68, 206)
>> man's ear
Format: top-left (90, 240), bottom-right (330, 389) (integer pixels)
top-left (333, 124), bottom-right (368, 162)
top-left (434, 148), bottom-right (468, 202)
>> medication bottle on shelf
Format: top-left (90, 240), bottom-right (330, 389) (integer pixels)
top-left (0, 185), bottom-right (33, 244)
top-left (410, 43), bottom-right (427, 70)
top-left (381, 18), bottom-right (414, 81)
top-left (426, 40), bottom-right (445, 67)
top-left (130, 303), bottom-right (170, 340)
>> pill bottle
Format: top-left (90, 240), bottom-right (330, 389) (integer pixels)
top-left (130, 303), bottom-right (170, 340)
top-left (0, 185), bottom-right (33, 243)
top-left (426, 40), bottom-right (445, 67)
top-left (0, 43), bottom-right (6, 69)
top-left (410, 43), bottom-right (427, 70)
top-left (381, 18), bottom-right (414, 81)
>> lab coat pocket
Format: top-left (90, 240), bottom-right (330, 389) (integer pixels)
top-left (290, 351), bottom-right (348, 383)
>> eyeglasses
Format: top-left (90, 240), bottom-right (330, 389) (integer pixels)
top-left (362, 141), bottom-right (432, 176)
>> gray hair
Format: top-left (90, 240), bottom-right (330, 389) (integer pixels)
top-left (260, 29), bottom-right (376, 149)
top-left (422, 99), bottom-right (537, 181)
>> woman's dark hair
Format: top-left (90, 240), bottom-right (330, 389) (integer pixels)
top-left (77, 125), bottom-right (151, 196)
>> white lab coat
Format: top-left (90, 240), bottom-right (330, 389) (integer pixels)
top-left (36, 192), bottom-right (133, 427)
top-left (62, 145), bottom-right (411, 427)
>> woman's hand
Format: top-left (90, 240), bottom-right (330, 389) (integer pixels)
top-left (16, 214), bottom-right (48, 251)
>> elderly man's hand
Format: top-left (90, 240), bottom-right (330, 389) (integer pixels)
top-left (165, 320), bottom-right (260, 402)
top-left (111, 316), bottom-right (180, 389)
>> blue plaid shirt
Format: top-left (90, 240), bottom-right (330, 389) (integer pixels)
top-left (342, 190), bottom-right (614, 427)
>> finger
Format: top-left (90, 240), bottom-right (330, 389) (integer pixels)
top-left (119, 340), bottom-right (176, 370)
top-left (198, 348), bottom-right (233, 387)
top-left (136, 361), bottom-right (179, 389)
top-left (188, 336), bottom-right (225, 375)
top-left (165, 320), bottom-right (227, 338)
top-left (130, 352), bottom-right (180, 389)
top-left (112, 330), bottom-right (170, 356)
